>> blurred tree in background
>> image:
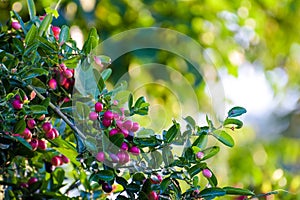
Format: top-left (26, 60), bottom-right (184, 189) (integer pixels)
top-left (1, 0), bottom-right (300, 199)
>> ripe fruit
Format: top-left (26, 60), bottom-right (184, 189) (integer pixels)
top-left (12, 99), bottom-right (23, 109)
top-left (22, 128), bottom-right (32, 140)
top-left (29, 138), bottom-right (38, 151)
top-left (202, 169), bottom-right (212, 178)
top-left (38, 139), bottom-right (47, 150)
top-left (11, 21), bottom-right (21, 30)
top-left (20, 182), bottom-right (28, 188)
top-left (196, 152), bottom-right (204, 159)
top-left (110, 153), bottom-right (119, 163)
top-left (102, 182), bottom-right (112, 193)
top-left (102, 119), bottom-right (112, 127)
top-left (45, 129), bottom-right (56, 140)
top-left (123, 120), bottom-right (133, 130)
top-left (109, 129), bottom-right (119, 136)
top-left (129, 146), bottom-right (140, 156)
top-left (42, 122), bottom-right (52, 133)
top-left (151, 174), bottom-right (163, 184)
top-left (117, 152), bottom-right (126, 164)
top-left (96, 152), bottom-right (105, 162)
top-left (120, 128), bottom-right (129, 137)
top-left (27, 177), bottom-right (38, 185)
top-left (51, 26), bottom-right (60, 40)
top-left (95, 102), bottom-right (103, 112)
top-left (120, 142), bottom-right (129, 151)
top-left (27, 119), bottom-right (36, 129)
top-left (48, 78), bottom-right (57, 90)
top-left (131, 122), bottom-right (140, 132)
top-left (148, 191), bottom-right (159, 200)
top-left (103, 110), bottom-right (114, 120)
top-left (52, 128), bottom-right (59, 138)
top-left (60, 155), bottom-right (70, 164)
top-left (51, 156), bottom-right (62, 166)
top-left (123, 151), bottom-right (130, 163)
top-left (63, 69), bottom-right (73, 78)
top-left (89, 112), bottom-right (98, 121)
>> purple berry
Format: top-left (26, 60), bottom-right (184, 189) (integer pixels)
top-left (202, 169), bottom-right (212, 178)
top-left (96, 152), bottom-right (105, 162)
top-left (95, 102), bottom-right (103, 112)
top-left (89, 112), bottom-right (98, 121)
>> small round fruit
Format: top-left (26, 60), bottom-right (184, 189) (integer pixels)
top-left (29, 138), bottom-right (38, 151)
top-left (202, 169), bottom-right (212, 178)
top-left (148, 191), bottom-right (159, 200)
top-left (89, 112), bottom-right (98, 121)
top-left (12, 99), bottom-right (23, 109)
top-left (11, 21), bottom-right (21, 30)
top-left (63, 69), bottom-right (73, 78)
top-left (102, 182), bottom-right (113, 193)
top-left (129, 146), bottom-right (140, 156)
top-left (102, 119), bottom-right (112, 127)
top-left (60, 155), bottom-right (70, 164)
top-left (45, 161), bottom-right (55, 173)
top-left (103, 110), bottom-right (114, 120)
top-left (123, 120), bottom-right (133, 130)
top-left (123, 151), bottom-right (130, 163)
top-left (51, 156), bottom-right (62, 166)
top-left (196, 152), bottom-right (204, 159)
top-left (48, 78), bottom-right (57, 90)
top-left (109, 129), bottom-right (119, 136)
top-left (131, 122), bottom-right (140, 132)
top-left (42, 122), bottom-right (52, 133)
top-left (120, 142), bottom-right (129, 151)
top-left (95, 102), bottom-right (103, 112)
top-left (27, 119), bottom-right (36, 129)
top-left (38, 139), bottom-right (47, 150)
top-left (27, 177), bottom-right (38, 185)
top-left (45, 129), bottom-right (56, 140)
top-left (22, 128), bottom-right (32, 140)
top-left (110, 153), bottom-right (119, 163)
top-left (117, 152), bottom-right (126, 164)
top-left (20, 182), bottom-right (28, 188)
top-left (96, 152), bottom-right (105, 162)
top-left (52, 128), bottom-right (59, 138)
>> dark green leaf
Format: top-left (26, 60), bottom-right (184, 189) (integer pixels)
top-left (223, 118), bottom-right (243, 129)
top-left (116, 176), bottom-right (127, 188)
top-left (132, 172), bottom-right (145, 182)
top-left (31, 78), bottom-right (47, 93)
top-left (212, 130), bottom-right (235, 147)
top-left (228, 106), bottom-right (247, 117)
top-left (192, 134), bottom-right (208, 149)
top-left (133, 136), bottom-right (161, 147)
top-left (13, 11), bottom-right (27, 33)
top-left (93, 69), bottom-right (105, 92)
top-left (109, 133), bottom-right (125, 148)
top-left (27, 0), bottom-right (36, 20)
top-left (207, 169), bottom-right (218, 187)
top-left (59, 25), bottom-right (70, 44)
top-left (14, 119), bottom-right (26, 134)
top-left (30, 105), bottom-right (48, 115)
top-left (53, 168), bottom-right (65, 187)
top-left (151, 151), bottom-right (163, 169)
top-left (128, 93), bottom-right (133, 110)
top-left (25, 25), bottom-right (37, 46)
top-left (165, 122), bottom-right (180, 143)
top-left (199, 188), bottom-right (226, 198)
top-left (202, 146), bottom-right (220, 160)
top-left (64, 56), bottom-right (80, 69)
top-left (101, 68), bottom-right (112, 81)
top-left (97, 170), bottom-right (115, 181)
top-left (126, 183), bottom-right (140, 193)
top-left (22, 68), bottom-right (49, 80)
top-left (188, 163), bottom-right (206, 178)
top-left (160, 178), bottom-right (171, 193)
top-left (14, 136), bottom-right (32, 150)
top-left (223, 186), bottom-right (255, 196)
top-left (141, 179), bottom-right (151, 195)
top-left (38, 14), bottom-right (53, 36)
top-left (38, 36), bottom-right (58, 52)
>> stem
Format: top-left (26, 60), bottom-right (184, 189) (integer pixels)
top-left (26, 84), bottom-right (86, 140)
top-left (54, 0), bottom-right (62, 11)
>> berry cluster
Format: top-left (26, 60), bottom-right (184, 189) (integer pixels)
top-left (48, 63), bottom-right (75, 93)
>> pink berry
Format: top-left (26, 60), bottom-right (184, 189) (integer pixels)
top-left (42, 122), bottom-right (52, 133)
top-left (12, 99), bottom-right (23, 109)
top-left (93, 56), bottom-right (103, 67)
top-left (29, 138), bottom-right (38, 151)
top-left (63, 69), bottom-right (73, 78)
top-left (117, 152), bottom-right (126, 164)
top-left (48, 78), bottom-right (57, 90)
top-left (116, 120), bottom-right (123, 129)
top-left (123, 151), bottom-right (130, 163)
top-left (27, 177), bottom-right (38, 185)
top-left (95, 102), bottom-right (103, 112)
top-left (123, 120), bottom-right (133, 130)
top-left (22, 128), bottom-right (32, 140)
top-left (59, 73), bottom-right (67, 85)
top-left (51, 156), bottom-right (62, 166)
top-left (148, 191), bottom-right (159, 200)
top-left (63, 80), bottom-right (70, 89)
top-left (110, 153), bottom-right (119, 163)
top-left (120, 142), bottom-right (129, 151)
top-left (113, 100), bottom-right (118, 105)
top-left (27, 119), bottom-right (36, 129)
top-left (120, 128), bottom-right (129, 138)
top-left (151, 174), bottom-right (163, 184)
top-left (38, 139), bottom-right (47, 150)
top-left (102, 119), bottom-right (112, 127)
top-left (196, 152), bottom-right (204, 159)
top-left (96, 152), bottom-right (105, 162)
top-left (60, 155), bottom-right (70, 164)
top-left (202, 169), bottom-right (212, 178)
top-left (45, 129), bottom-right (56, 140)
top-left (51, 26), bottom-right (60, 40)
top-left (131, 122), bottom-right (140, 132)
top-left (103, 110), bottom-right (114, 120)
top-left (89, 112), bottom-right (98, 121)
top-left (20, 182), bottom-right (28, 188)
top-left (129, 146), bottom-right (140, 156)
top-left (11, 21), bottom-right (21, 30)
top-left (109, 129), bottom-right (119, 136)
top-left (38, 114), bottom-right (45, 121)
top-left (60, 63), bottom-right (67, 71)
top-left (52, 128), bottom-right (59, 138)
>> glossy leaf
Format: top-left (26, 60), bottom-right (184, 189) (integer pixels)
top-left (227, 106), bottom-right (247, 117)
top-left (29, 105), bottom-right (48, 115)
top-left (14, 119), bottom-right (26, 134)
top-left (223, 118), bottom-right (243, 129)
top-left (188, 163), bottom-right (206, 178)
top-left (26, 0), bottom-right (36, 20)
top-left (97, 170), bottom-right (115, 181)
top-left (59, 25), bottom-right (70, 44)
top-left (22, 68), bottom-right (49, 80)
top-left (199, 188), bottom-right (226, 198)
top-left (212, 130), bottom-right (235, 147)
top-left (132, 172), bottom-right (145, 181)
top-left (223, 187), bottom-right (255, 196)
top-left (202, 146), bottom-right (220, 160)
top-left (101, 68), bottom-right (112, 81)
top-left (38, 14), bottom-right (53, 36)
top-left (165, 122), bottom-right (180, 143)
top-left (25, 25), bottom-right (37, 46)
top-left (109, 133), bottom-right (125, 148)
top-left (64, 56), bottom-right (80, 69)
top-left (93, 69), bottom-right (105, 92)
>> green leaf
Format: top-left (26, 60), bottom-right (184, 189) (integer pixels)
top-left (31, 78), bottom-right (47, 93)
top-left (38, 14), bottom-right (53, 36)
top-left (101, 68), bottom-right (112, 81)
top-left (192, 134), bottom-right (208, 149)
top-left (207, 169), bottom-right (218, 187)
top-left (14, 119), bottom-right (26, 134)
top-left (223, 118), bottom-right (243, 129)
top-left (25, 25), bottom-right (37, 46)
top-left (188, 163), bottom-right (206, 178)
top-left (160, 178), bottom-right (171, 193)
top-left (52, 168), bottom-right (65, 187)
top-left (30, 105), bottom-right (48, 115)
top-left (151, 151), bottom-right (163, 168)
top-left (64, 56), bottom-right (80, 69)
top-left (162, 146), bottom-right (174, 166)
top-left (93, 69), bottom-right (105, 92)
top-left (37, 36), bottom-right (58, 52)
top-left (109, 133), bottom-right (125, 148)
top-left (132, 172), bottom-right (145, 182)
top-left (202, 146), bottom-right (220, 160)
top-left (59, 25), bottom-right (70, 44)
top-left (199, 188), bottom-right (226, 198)
top-left (184, 116), bottom-right (196, 129)
top-left (212, 130), bottom-right (235, 147)
top-left (75, 102), bottom-right (90, 119)
top-left (27, 0), bottom-right (36, 20)
top-left (223, 186), bottom-right (255, 196)
top-left (97, 170), bottom-right (115, 181)
top-left (128, 93), bottom-right (133, 110)
top-left (12, 11), bottom-right (27, 34)
top-left (206, 115), bottom-right (214, 129)
top-left (126, 183), bottom-right (140, 193)
top-left (22, 68), bottom-right (49, 80)
top-left (14, 136), bottom-right (32, 150)
top-left (45, 7), bottom-right (59, 18)
top-left (228, 106), bottom-right (247, 117)
top-left (133, 136), bottom-right (161, 147)
top-left (165, 122), bottom-right (180, 143)
top-left (84, 136), bottom-right (98, 153)
top-left (82, 28), bottom-right (99, 54)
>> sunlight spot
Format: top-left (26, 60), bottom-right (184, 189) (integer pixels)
top-left (70, 26), bottom-right (84, 49)
top-left (252, 146), bottom-right (267, 166)
top-left (12, 2), bottom-right (22, 12)
top-left (272, 168), bottom-right (284, 181)
top-left (79, 0), bottom-right (95, 12)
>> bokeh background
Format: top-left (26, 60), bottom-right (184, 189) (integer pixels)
top-left (1, 0), bottom-right (300, 199)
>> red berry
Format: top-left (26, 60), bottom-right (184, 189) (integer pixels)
top-left (196, 152), bottom-right (204, 159)
top-left (95, 102), bottom-right (103, 112)
top-left (60, 63), bottom-right (67, 71)
top-left (12, 99), bottom-right (23, 109)
top-left (38, 139), bottom-right (47, 150)
top-left (51, 156), bottom-right (62, 166)
top-left (11, 21), bottom-right (21, 30)
top-left (120, 142), bottom-right (128, 151)
top-left (148, 191), bottom-right (159, 200)
top-left (27, 177), bottom-right (38, 185)
top-left (89, 112), bottom-right (98, 121)
top-left (96, 152), bottom-right (105, 162)
top-left (45, 129), bottom-right (56, 140)
top-left (60, 155), bottom-right (70, 164)
top-left (102, 119), bottom-right (112, 127)
top-left (123, 120), bottom-right (133, 130)
top-left (51, 26), bottom-right (60, 39)
top-left (103, 110), bottom-right (114, 120)
top-left (22, 128), bottom-right (32, 140)
top-left (102, 182), bottom-right (112, 193)
top-left (109, 128), bottom-right (119, 136)
top-left (202, 169), bottom-right (212, 178)
top-left (27, 119), bottom-right (36, 129)
top-left (29, 138), bottom-right (38, 151)
top-left (48, 78), bottom-right (57, 90)
top-left (52, 128), bottom-right (59, 138)
top-left (63, 69), bottom-right (73, 78)
top-left (59, 73), bottom-right (67, 85)
top-left (42, 122), bottom-right (52, 133)
top-left (131, 122), bottom-right (140, 132)
top-left (129, 146), bottom-right (140, 156)
top-left (151, 174), bottom-right (163, 184)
